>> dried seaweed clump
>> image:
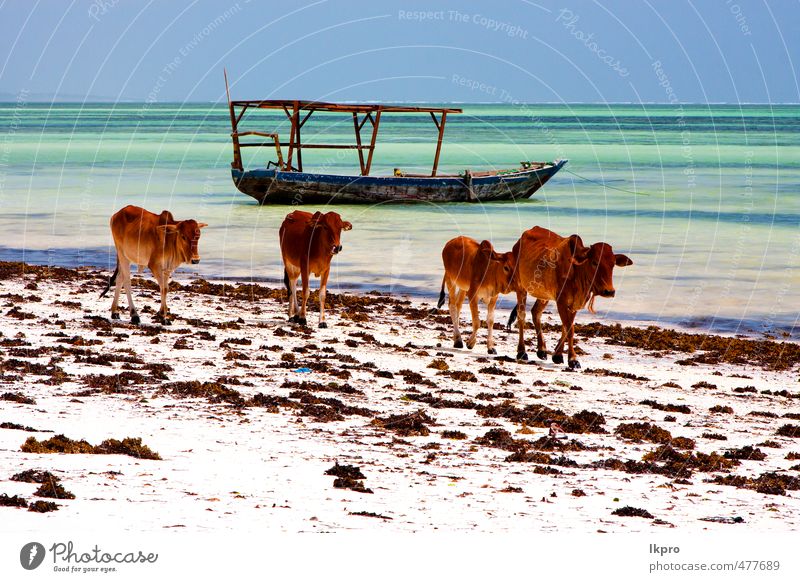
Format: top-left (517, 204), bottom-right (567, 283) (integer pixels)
top-left (723, 446), bottom-right (767, 461)
top-left (441, 430), bottom-right (467, 440)
top-left (614, 423), bottom-right (695, 450)
top-left (476, 403), bottom-right (606, 434)
top-left (427, 358), bottom-right (449, 371)
top-left (710, 472), bottom-right (800, 496)
top-left (325, 463), bottom-right (372, 494)
top-left (640, 399), bottom-right (691, 414)
top-left (21, 435), bottom-right (161, 460)
top-left (0, 493), bottom-right (28, 508)
top-left (0, 392), bottom-right (35, 405)
top-left (372, 410), bottom-right (434, 436)
top-left (776, 424), bottom-right (800, 438)
top-left (642, 445), bottom-right (737, 476)
top-left (612, 506), bottom-right (653, 518)
top-left (28, 500), bottom-right (59, 513)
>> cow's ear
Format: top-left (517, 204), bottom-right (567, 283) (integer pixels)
top-left (615, 254), bottom-right (633, 267)
top-left (197, 223), bottom-right (208, 229)
top-left (568, 234), bottom-right (589, 265)
top-left (342, 221), bottom-right (352, 231)
top-left (309, 211), bottom-right (323, 227)
top-left (478, 240), bottom-right (494, 256)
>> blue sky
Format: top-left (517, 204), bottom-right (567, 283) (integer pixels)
top-left (0, 0), bottom-right (798, 103)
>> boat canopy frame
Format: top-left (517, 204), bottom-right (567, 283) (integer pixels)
top-left (224, 70), bottom-right (462, 177)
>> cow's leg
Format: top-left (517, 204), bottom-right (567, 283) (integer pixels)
top-left (318, 268), bottom-right (330, 328)
top-left (486, 295), bottom-right (498, 355)
top-left (532, 299), bottom-right (549, 360)
top-left (465, 295), bottom-right (480, 350)
top-left (120, 260), bottom-right (139, 325)
top-left (110, 255), bottom-right (122, 320)
top-left (286, 267), bottom-right (300, 322)
top-left (156, 269), bottom-right (172, 325)
top-left (449, 286), bottom-right (466, 349)
top-left (515, 289), bottom-right (528, 360)
top-left (298, 264), bottom-right (310, 326)
top-left (563, 306), bottom-right (580, 369)
top-left (552, 302), bottom-right (578, 367)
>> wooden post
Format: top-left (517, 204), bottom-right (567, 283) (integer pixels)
top-left (286, 102), bottom-right (298, 171)
top-left (364, 110), bottom-right (381, 176)
top-left (431, 112), bottom-right (447, 176)
top-left (225, 69), bottom-right (243, 171)
top-left (352, 113), bottom-right (365, 175)
top-left (293, 101), bottom-right (303, 172)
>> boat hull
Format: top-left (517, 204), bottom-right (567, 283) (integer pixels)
top-left (231, 160), bottom-right (567, 204)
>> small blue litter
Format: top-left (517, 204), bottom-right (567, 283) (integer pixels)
top-left (294, 367), bottom-right (312, 373)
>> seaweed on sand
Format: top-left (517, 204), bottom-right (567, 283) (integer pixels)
top-left (0, 494), bottom-right (28, 508)
top-left (21, 435), bottom-right (161, 460)
top-left (709, 472), bottom-right (800, 496)
top-left (28, 500), bottom-right (59, 513)
top-left (158, 381), bottom-right (245, 407)
top-left (614, 422), bottom-right (695, 450)
top-left (776, 424), bottom-right (800, 438)
top-left (34, 479), bottom-right (75, 500)
top-left (723, 446), bottom-right (767, 461)
top-left (612, 506), bottom-right (653, 518)
top-left (372, 410), bottom-right (435, 436)
top-left (325, 463), bottom-right (372, 493)
top-left (325, 463), bottom-right (365, 480)
top-left (0, 392), bottom-right (35, 405)
top-left (476, 403), bottom-right (606, 434)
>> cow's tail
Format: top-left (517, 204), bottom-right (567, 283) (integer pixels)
top-left (99, 263), bottom-right (119, 299)
top-left (436, 276), bottom-right (447, 309)
top-left (283, 269), bottom-right (290, 295)
top-left (507, 305), bottom-right (518, 329)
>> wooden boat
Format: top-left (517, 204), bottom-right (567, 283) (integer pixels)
top-left (225, 73), bottom-right (566, 204)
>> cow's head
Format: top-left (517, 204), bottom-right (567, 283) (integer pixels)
top-left (158, 220), bottom-right (208, 264)
top-left (476, 240), bottom-right (516, 294)
top-left (310, 211), bottom-right (352, 255)
top-left (570, 238), bottom-right (632, 298)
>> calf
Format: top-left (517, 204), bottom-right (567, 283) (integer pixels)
top-left (509, 226), bottom-right (632, 368)
top-left (438, 236), bottom-right (516, 354)
top-left (279, 210), bottom-right (352, 328)
top-left (100, 205), bottom-right (207, 324)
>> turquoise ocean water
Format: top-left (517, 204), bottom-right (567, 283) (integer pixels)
top-left (1, 103), bottom-right (798, 336)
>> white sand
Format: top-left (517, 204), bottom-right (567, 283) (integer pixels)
top-left (1, 266), bottom-right (799, 533)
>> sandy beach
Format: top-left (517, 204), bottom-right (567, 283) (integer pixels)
top-left (1, 261), bottom-right (799, 533)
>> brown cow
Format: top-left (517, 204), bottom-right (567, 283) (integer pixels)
top-left (509, 226), bottom-right (632, 368)
top-left (279, 210), bottom-right (352, 328)
top-left (438, 236), bottom-right (516, 354)
top-left (100, 205), bottom-right (207, 324)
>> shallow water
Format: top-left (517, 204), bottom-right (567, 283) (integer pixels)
top-left (1, 102), bottom-right (798, 336)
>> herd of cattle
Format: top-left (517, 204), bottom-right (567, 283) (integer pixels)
top-left (100, 205), bottom-right (632, 369)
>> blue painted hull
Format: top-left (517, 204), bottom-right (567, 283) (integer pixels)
top-left (231, 160), bottom-right (567, 204)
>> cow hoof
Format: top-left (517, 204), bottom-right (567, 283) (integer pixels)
top-left (111, 313), bottom-right (120, 320)
top-left (163, 318), bottom-right (172, 326)
top-left (289, 315), bottom-right (298, 323)
top-left (466, 343), bottom-right (475, 350)
top-left (536, 349), bottom-right (547, 360)
top-left (568, 359), bottom-right (581, 370)
top-left (453, 339), bottom-right (463, 349)
top-left (488, 348), bottom-right (497, 355)
top-left (516, 351), bottom-right (528, 361)
top-left (296, 317), bottom-right (307, 326)
top-left (319, 321), bottom-right (328, 329)
top-left (552, 353), bottom-right (564, 364)
top-left (131, 314), bottom-right (141, 325)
